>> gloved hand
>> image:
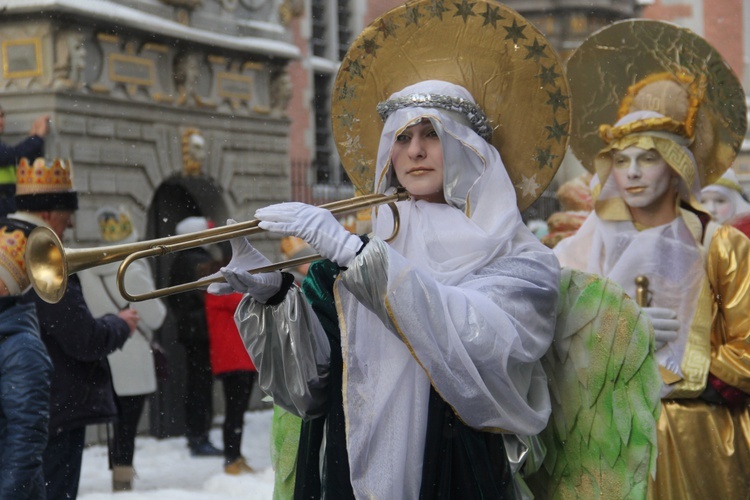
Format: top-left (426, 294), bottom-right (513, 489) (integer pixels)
top-left (643, 307), bottom-right (680, 350)
top-left (255, 202), bottom-right (363, 268)
top-left (205, 219), bottom-right (282, 303)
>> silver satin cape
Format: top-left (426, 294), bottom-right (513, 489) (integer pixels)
top-left (234, 80), bottom-right (560, 499)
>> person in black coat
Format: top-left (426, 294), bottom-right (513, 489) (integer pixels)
top-left (10, 158), bottom-right (139, 500)
top-left (0, 105), bottom-right (49, 216)
top-left (0, 220), bottom-right (53, 500)
top-left (167, 216), bottom-right (223, 457)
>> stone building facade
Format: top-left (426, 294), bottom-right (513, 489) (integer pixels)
top-left (0, 0), bottom-right (298, 253)
top-left (0, 0), bottom-right (299, 437)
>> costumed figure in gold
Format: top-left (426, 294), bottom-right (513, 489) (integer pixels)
top-left (553, 19), bottom-right (750, 498)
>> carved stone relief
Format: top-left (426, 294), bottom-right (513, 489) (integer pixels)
top-left (90, 35), bottom-right (174, 103)
top-left (181, 127), bottom-right (206, 176)
top-left (174, 51), bottom-right (214, 107)
top-left (269, 67), bottom-right (291, 117)
top-left (0, 24), bottom-right (51, 91)
top-left (53, 31), bottom-right (87, 90)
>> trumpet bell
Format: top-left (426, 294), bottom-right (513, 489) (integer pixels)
top-left (25, 226), bottom-right (68, 304)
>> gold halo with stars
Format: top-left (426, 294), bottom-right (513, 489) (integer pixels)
top-left (331, 0), bottom-right (570, 211)
top-left (567, 19), bottom-right (747, 186)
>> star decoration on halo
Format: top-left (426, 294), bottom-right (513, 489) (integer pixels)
top-left (337, 81), bottom-right (356, 101)
top-left (427, 0), bottom-right (449, 20)
top-left (360, 37), bottom-right (382, 56)
top-left (453, 0), bottom-right (476, 22)
top-left (538, 64), bottom-right (561, 87)
top-left (533, 146), bottom-right (558, 169)
top-left (516, 173), bottom-right (541, 199)
top-left (351, 160), bottom-right (373, 184)
top-left (403, 2), bottom-right (421, 27)
top-left (545, 117), bottom-right (568, 143)
top-left (503, 19), bottom-right (527, 44)
top-left (342, 133), bottom-right (363, 155)
top-left (377, 17), bottom-right (398, 39)
top-left (524, 38), bottom-right (548, 62)
top-left (345, 59), bottom-right (366, 79)
top-left (480, 4), bottom-right (504, 28)
top-left (545, 88), bottom-right (569, 113)
top-left (338, 110), bottom-right (357, 129)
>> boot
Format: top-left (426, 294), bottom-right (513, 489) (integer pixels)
top-left (112, 465), bottom-right (134, 492)
top-left (224, 457), bottom-right (255, 475)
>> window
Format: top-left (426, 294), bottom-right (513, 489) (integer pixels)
top-left (310, 0), bottom-right (354, 191)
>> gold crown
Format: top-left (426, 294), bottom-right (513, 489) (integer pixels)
top-left (599, 72), bottom-right (706, 144)
top-left (98, 209), bottom-right (134, 242)
top-left (0, 226), bottom-right (29, 291)
top-left (16, 157), bottom-right (74, 195)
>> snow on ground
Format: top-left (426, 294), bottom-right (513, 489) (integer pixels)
top-left (78, 409), bottom-right (275, 499)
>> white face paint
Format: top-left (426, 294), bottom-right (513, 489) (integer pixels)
top-left (610, 146), bottom-right (674, 210)
top-left (700, 190), bottom-right (734, 223)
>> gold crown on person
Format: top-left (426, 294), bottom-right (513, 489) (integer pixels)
top-left (599, 71), bottom-right (706, 144)
top-left (16, 157), bottom-right (74, 195)
top-left (0, 227), bottom-right (29, 290)
top-left (98, 210), bottom-right (134, 242)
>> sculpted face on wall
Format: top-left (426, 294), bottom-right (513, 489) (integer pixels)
top-left (53, 32), bottom-right (87, 90)
top-left (182, 128), bottom-right (206, 176)
top-left (174, 53), bottom-right (200, 94)
top-left (270, 69), bottom-right (292, 116)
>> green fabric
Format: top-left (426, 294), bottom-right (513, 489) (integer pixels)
top-left (271, 405), bottom-right (302, 500)
top-left (524, 268), bottom-right (661, 499)
top-left (0, 165), bottom-right (16, 184)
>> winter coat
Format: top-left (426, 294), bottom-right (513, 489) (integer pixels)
top-left (79, 259), bottom-right (166, 397)
top-left (0, 297), bottom-right (52, 500)
top-left (0, 135), bottom-right (44, 167)
top-left (205, 292), bottom-right (254, 376)
top-left (24, 273), bottom-right (130, 434)
top-left (166, 247), bottom-right (216, 345)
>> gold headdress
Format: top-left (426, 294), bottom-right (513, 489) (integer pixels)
top-left (15, 157), bottom-right (79, 211)
top-left (331, 0), bottom-right (570, 210)
top-left (567, 19), bottom-right (746, 187)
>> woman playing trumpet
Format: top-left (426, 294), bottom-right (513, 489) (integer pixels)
top-left (208, 3), bottom-right (567, 497)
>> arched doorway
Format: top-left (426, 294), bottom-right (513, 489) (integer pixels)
top-left (146, 174), bottom-right (228, 438)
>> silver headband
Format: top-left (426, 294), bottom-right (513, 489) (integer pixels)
top-left (376, 93), bottom-right (492, 142)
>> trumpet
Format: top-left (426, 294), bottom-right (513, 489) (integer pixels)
top-left (26, 189), bottom-right (410, 304)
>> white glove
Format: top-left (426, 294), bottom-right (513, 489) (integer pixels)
top-left (255, 202), bottom-right (363, 268)
top-left (205, 219), bottom-right (282, 303)
top-left (643, 307), bottom-right (680, 350)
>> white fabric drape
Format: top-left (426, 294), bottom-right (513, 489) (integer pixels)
top-left (335, 80), bottom-right (559, 498)
top-left (235, 80), bottom-right (560, 499)
top-left (554, 110), bottom-right (710, 398)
